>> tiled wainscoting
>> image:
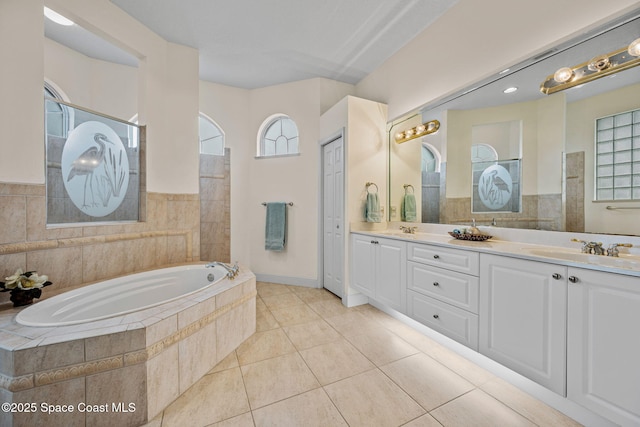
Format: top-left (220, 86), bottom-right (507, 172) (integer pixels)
top-left (0, 182), bottom-right (201, 304)
top-left (0, 269), bottom-right (256, 427)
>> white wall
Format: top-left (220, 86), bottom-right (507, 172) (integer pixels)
top-left (355, 0), bottom-right (640, 121)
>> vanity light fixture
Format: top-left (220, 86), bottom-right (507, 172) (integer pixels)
top-left (540, 36), bottom-right (640, 94)
top-left (44, 6), bottom-right (74, 26)
top-left (395, 120), bottom-right (440, 144)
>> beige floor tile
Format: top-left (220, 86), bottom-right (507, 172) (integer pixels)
top-left (380, 353), bottom-right (474, 411)
top-left (299, 338), bottom-right (375, 385)
top-left (161, 367), bottom-right (250, 427)
top-left (256, 282), bottom-right (293, 298)
top-left (140, 414), bottom-right (162, 427)
top-left (235, 328), bottom-right (296, 366)
top-left (323, 311), bottom-right (384, 337)
top-left (427, 345), bottom-right (496, 386)
top-left (261, 292), bottom-right (304, 311)
top-left (308, 298), bottom-right (352, 318)
top-left (209, 350), bottom-right (239, 374)
top-left (402, 413), bottom-right (444, 427)
top-left (209, 412), bottom-right (254, 427)
top-left (430, 389), bottom-right (536, 427)
top-left (290, 286), bottom-right (339, 304)
top-left (481, 377), bottom-right (583, 427)
top-left (252, 388), bottom-right (347, 427)
top-left (324, 368), bottom-right (425, 427)
top-left (383, 321), bottom-right (447, 355)
top-left (282, 319), bottom-right (342, 350)
top-left (345, 328), bottom-right (419, 366)
top-left (241, 352), bottom-right (320, 409)
top-left (269, 303), bottom-right (322, 327)
top-left (256, 307), bottom-right (280, 332)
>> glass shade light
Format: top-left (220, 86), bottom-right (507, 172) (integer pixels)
top-left (553, 67), bottom-right (574, 83)
top-left (629, 38), bottom-right (640, 57)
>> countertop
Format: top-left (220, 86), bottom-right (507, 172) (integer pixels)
top-left (352, 229), bottom-right (640, 278)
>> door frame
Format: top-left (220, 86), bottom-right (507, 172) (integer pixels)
top-left (318, 128), bottom-right (346, 299)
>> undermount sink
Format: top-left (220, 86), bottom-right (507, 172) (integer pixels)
top-left (526, 248), bottom-right (640, 270)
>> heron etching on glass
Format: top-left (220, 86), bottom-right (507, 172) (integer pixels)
top-left (66, 132), bottom-right (114, 208)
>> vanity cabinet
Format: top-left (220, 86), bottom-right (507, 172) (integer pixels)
top-left (479, 254), bottom-right (567, 396)
top-left (407, 243), bottom-right (480, 350)
top-left (567, 267), bottom-right (640, 427)
top-left (351, 234), bottom-right (406, 312)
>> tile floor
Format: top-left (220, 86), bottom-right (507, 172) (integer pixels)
top-left (144, 282), bottom-right (582, 427)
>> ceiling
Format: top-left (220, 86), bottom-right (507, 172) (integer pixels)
top-left (45, 0), bottom-right (458, 89)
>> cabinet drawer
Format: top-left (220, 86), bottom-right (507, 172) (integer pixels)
top-left (408, 261), bottom-right (478, 313)
top-left (408, 290), bottom-right (478, 350)
top-left (408, 243), bottom-right (479, 275)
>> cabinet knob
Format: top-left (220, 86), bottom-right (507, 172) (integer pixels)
top-left (568, 276), bottom-right (579, 283)
top-left (433, 314), bottom-right (439, 319)
top-left (433, 282), bottom-right (440, 287)
top-left (552, 273), bottom-right (562, 280)
top-left (433, 254), bottom-right (440, 259)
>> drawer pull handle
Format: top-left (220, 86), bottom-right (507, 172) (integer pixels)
top-left (433, 314), bottom-right (439, 319)
top-left (433, 282), bottom-right (440, 287)
top-left (568, 276), bottom-right (579, 283)
top-left (552, 273), bottom-right (562, 280)
top-left (433, 255), bottom-right (440, 259)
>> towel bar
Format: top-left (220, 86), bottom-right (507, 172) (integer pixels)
top-left (606, 205), bottom-right (640, 210)
top-left (262, 202), bottom-right (293, 206)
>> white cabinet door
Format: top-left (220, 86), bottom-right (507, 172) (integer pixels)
top-left (479, 254), bottom-right (567, 395)
top-left (567, 267), bottom-right (640, 427)
top-left (351, 234), bottom-right (375, 298)
top-left (375, 238), bottom-right (406, 312)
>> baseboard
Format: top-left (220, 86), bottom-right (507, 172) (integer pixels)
top-left (254, 273), bottom-right (319, 288)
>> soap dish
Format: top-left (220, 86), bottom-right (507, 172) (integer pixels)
top-left (448, 232), bottom-right (492, 241)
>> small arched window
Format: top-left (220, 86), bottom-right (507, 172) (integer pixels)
top-left (471, 143), bottom-right (499, 163)
top-left (44, 82), bottom-right (69, 138)
top-left (199, 113), bottom-right (225, 156)
top-left (258, 114), bottom-right (299, 157)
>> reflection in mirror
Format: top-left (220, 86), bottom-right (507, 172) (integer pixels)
top-left (388, 9), bottom-right (640, 236)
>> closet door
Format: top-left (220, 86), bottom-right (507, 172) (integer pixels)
top-left (322, 136), bottom-right (344, 297)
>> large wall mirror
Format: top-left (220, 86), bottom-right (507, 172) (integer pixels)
top-left (389, 9), bottom-right (640, 236)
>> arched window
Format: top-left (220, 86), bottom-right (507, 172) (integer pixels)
top-left (44, 82), bottom-right (69, 138)
top-left (421, 144), bottom-right (441, 173)
top-left (199, 113), bottom-right (225, 156)
top-left (258, 114), bottom-right (299, 157)
top-left (471, 143), bottom-right (499, 163)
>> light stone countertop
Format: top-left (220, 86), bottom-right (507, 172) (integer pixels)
top-left (352, 229), bottom-right (640, 278)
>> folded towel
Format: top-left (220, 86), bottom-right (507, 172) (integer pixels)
top-left (365, 192), bottom-right (381, 223)
top-left (401, 193), bottom-right (417, 222)
top-left (265, 202), bottom-right (286, 251)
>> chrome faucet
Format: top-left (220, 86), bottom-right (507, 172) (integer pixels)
top-left (206, 261), bottom-right (240, 279)
top-left (400, 226), bottom-right (418, 234)
top-left (606, 243), bottom-right (634, 257)
top-left (571, 239), bottom-right (604, 255)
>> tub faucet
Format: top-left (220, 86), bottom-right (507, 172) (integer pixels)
top-left (206, 261), bottom-right (240, 279)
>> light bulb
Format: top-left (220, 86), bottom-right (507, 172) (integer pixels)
top-left (405, 129), bottom-right (415, 137)
top-left (628, 38), bottom-right (640, 57)
top-left (44, 7), bottom-right (74, 26)
top-left (395, 132), bottom-right (404, 140)
top-left (553, 67), bottom-right (574, 83)
top-left (415, 125), bottom-right (426, 134)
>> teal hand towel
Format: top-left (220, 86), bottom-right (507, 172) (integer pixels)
top-left (265, 202), bottom-right (286, 251)
top-left (401, 193), bottom-right (417, 222)
top-left (365, 192), bottom-right (381, 223)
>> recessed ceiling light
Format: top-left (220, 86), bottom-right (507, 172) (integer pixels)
top-left (44, 7), bottom-right (74, 26)
top-left (503, 87), bottom-right (518, 94)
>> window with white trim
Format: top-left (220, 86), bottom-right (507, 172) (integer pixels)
top-left (595, 108), bottom-right (640, 200)
top-left (199, 113), bottom-right (225, 156)
top-left (258, 115), bottom-right (299, 157)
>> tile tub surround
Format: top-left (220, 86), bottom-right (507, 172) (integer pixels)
top-left (0, 181), bottom-right (201, 305)
top-left (0, 266), bottom-right (256, 427)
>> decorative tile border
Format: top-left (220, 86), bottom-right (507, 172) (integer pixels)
top-left (0, 372), bottom-right (33, 392)
top-left (35, 356), bottom-right (123, 387)
top-left (0, 230), bottom-right (192, 256)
